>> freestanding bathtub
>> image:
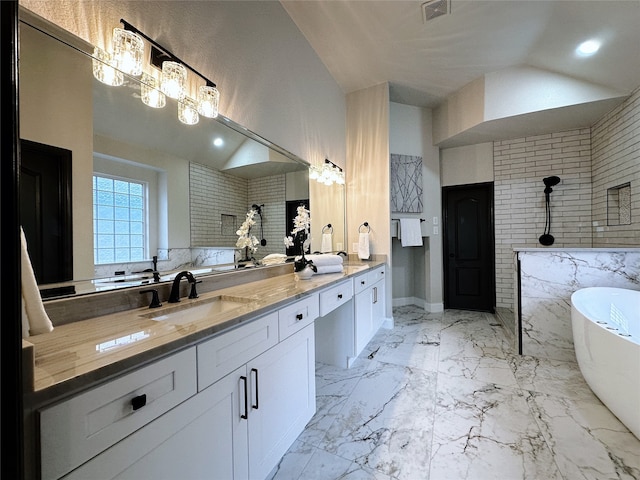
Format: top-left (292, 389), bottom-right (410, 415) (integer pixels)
top-left (571, 287), bottom-right (640, 440)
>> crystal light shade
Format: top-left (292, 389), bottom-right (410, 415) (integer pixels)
top-left (161, 61), bottom-right (187, 100)
top-left (140, 73), bottom-right (166, 109)
top-left (178, 97), bottom-right (199, 125)
top-left (92, 47), bottom-right (123, 86)
top-left (112, 28), bottom-right (144, 76)
top-left (197, 85), bottom-right (220, 118)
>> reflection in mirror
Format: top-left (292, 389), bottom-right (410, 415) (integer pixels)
top-left (18, 12), bottom-right (346, 299)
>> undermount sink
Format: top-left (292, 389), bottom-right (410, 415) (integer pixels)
top-left (139, 295), bottom-right (252, 325)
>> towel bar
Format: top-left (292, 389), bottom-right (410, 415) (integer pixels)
top-left (358, 222), bottom-right (370, 233)
top-left (391, 218), bottom-right (425, 222)
top-left (322, 224), bottom-right (333, 234)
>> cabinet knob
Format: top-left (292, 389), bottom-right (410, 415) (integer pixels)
top-left (296, 313), bottom-right (304, 321)
top-left (361, 280), bottom-right (366, 285)
top-left (131, 394), bottom-right (147, 411)
top-left (338, 294), bottom-right (343, 299)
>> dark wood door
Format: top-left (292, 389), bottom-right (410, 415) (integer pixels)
top-left (443, 182), bottom-right (495, 312)
top-left (20, 139), bottom-right (73, 284)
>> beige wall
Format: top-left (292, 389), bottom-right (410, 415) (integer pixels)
top-left (19, 23), bottom-right (94, 279)
top-left (346, 83), bottom-right (391, 315)
top-left (441, 143), bottom-right (493, 187)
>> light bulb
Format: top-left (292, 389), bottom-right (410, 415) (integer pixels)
top-left (92, 47), bottom-right (123, 86)
top-left (112, 28), bottom-right (144, 76)
top-left (141, 73), bottom-right (166, 108)
top-left (161, 61), bottom-right (187, 100)
top-left (178, 97), bottom-right (199, 125)
top-left (197, 85), bottom-right (220, 118)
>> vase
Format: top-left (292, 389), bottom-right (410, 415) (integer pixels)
top-left (296, 265), bottom-right (315, 280)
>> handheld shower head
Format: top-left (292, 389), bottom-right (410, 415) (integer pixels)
top-left (543, 176), bottom-right (561, 194)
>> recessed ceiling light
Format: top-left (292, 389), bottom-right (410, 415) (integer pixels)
top-left (576, 39), bottom-right (601, 57)
top-left (213, 137), bottom-right (223, 147)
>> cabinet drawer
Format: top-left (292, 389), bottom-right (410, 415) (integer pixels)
top-left (353, 273), bottom-right (370, 295)
top-left (319, 279), bottom-right (353, 317)
top-left (279, 293), bottom-right (319, 340)
top-left (197, 312), bottom-right (278, 390)
top-left (39, 348), bottom-right (197, 480)
top-left (368, 265), bottom-right (386, 284)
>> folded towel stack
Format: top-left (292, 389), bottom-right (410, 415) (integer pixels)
top-left (261, 253), bottom-right (287, 266)
top-left (300, 254), bottom-right (344, 275)
top-left (21, 227), bottom-right (54, 338)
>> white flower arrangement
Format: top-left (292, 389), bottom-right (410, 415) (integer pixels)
top-left (236, 208), bottom-right (260, 253)
top-left (284, 205), bottom-right (311, 251)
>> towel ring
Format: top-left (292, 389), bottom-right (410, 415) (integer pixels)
top-left (322, 224), bottom-right (333, 234)
top-left (358, 222), bottom-right (370, 233)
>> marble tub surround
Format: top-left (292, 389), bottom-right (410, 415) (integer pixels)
top-left (517, 249), bottom-right (640, 361)
top-left (273, 306), bottom-right (640, 480)
top-left (24, 261), bottom-right (383, 404)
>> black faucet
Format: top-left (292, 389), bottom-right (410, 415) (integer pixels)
top-left (168, 271), bottom-right (196, 303)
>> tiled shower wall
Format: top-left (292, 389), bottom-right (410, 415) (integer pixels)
top-left (591, 86), bottom-right (640, 247)
top-left (248, 175), bottom-right (286, 259)
top-left (189, 162), bottom-right (248, 247)
top-left (493, 129), bottom-right (593, 310)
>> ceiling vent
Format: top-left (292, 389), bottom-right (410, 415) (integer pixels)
top-left (422, 0), bottom-right (450, 22)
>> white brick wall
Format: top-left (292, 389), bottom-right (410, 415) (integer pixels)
top-left (494, 129), bottom-right (592, 309)
top-left (248, 175), bottom-right (287, 259)
top-left (189, 162), bottom-right (248, 247)
top-left (591, 86), bottom-right (640, 246)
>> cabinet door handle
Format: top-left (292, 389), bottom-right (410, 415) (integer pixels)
top-left (251, 368), bottom-right (259, 410)
top-left (131, 394), bottom-right (147, 411)
top-left (337, 293), bottom-right (343, 300)
top-left (240, 376), bottom-right (248, 420)
top-left (373, 286), bottom-right (378, 304)
top-left (296, 313), bottom-right (304, 321)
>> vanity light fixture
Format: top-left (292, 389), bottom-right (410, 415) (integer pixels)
top-left (178, 97), bottom-right (199, 125)
top-left (161, 61), bottom-right (187, 100)
top-left (140, 73), bottom-right (166, 108)
top-left (111, 27), bottom-right (145, 76)
top-left (92, 47), bottom-right (124, 86)
top-left (197, 84), bottom-right (220, 118)
top-left (310, 159), bottom-right (344, 186)
top-left (93, 19), bottom-right (221, 126)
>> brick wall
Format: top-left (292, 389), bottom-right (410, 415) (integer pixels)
top-left (189, 162), bottom-right (248, 247)
top-left (248, 175), bottom-right (287, 259)
top-left (591, 86), bottom-right (640, 246)
top-left (494, 129), bottom-right (592, 309)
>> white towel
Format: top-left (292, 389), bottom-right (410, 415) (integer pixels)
top-left (302, 254), bottom-right (343, 267)
top-left (399, 218), bottom-right (423, 247)
top-left (320, 233), bottom-right (332, 253)
top-left (21, 227), bottom-right (54, 338)
top-left (358, 232), bottom-right (370, 260)
top-left (314, 265), bottom-right (344, 275)
top-left (261, 253), bottom-right (287, 265)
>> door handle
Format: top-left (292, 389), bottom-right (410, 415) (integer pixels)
top-left (251, 368), bottom-right (259, 410)
top-left (240, 375), bottom-right (248, 420)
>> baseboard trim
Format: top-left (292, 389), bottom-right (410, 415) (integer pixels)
top-left (392, 297), bottom-right (444, 313)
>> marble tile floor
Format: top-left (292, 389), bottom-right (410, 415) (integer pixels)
top-left (272, 306), bottom-right (640, 480)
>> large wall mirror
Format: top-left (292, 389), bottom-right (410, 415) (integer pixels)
top-left (19, 10), bottom-right (346, 298)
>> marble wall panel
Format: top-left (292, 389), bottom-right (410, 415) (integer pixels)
top-left (518, 250), bottom-right (640, 361)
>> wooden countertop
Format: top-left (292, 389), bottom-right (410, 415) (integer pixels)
top-left (24, 262), bottom-right (383, 405)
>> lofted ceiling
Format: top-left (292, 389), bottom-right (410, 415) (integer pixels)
top-left (281, 0), bottom-right (640, 145)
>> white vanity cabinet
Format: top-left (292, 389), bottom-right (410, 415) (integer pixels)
top-left (48, 295), bottom-right (318, 480)
top-left (354, 265), bottom-right (386, 356)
